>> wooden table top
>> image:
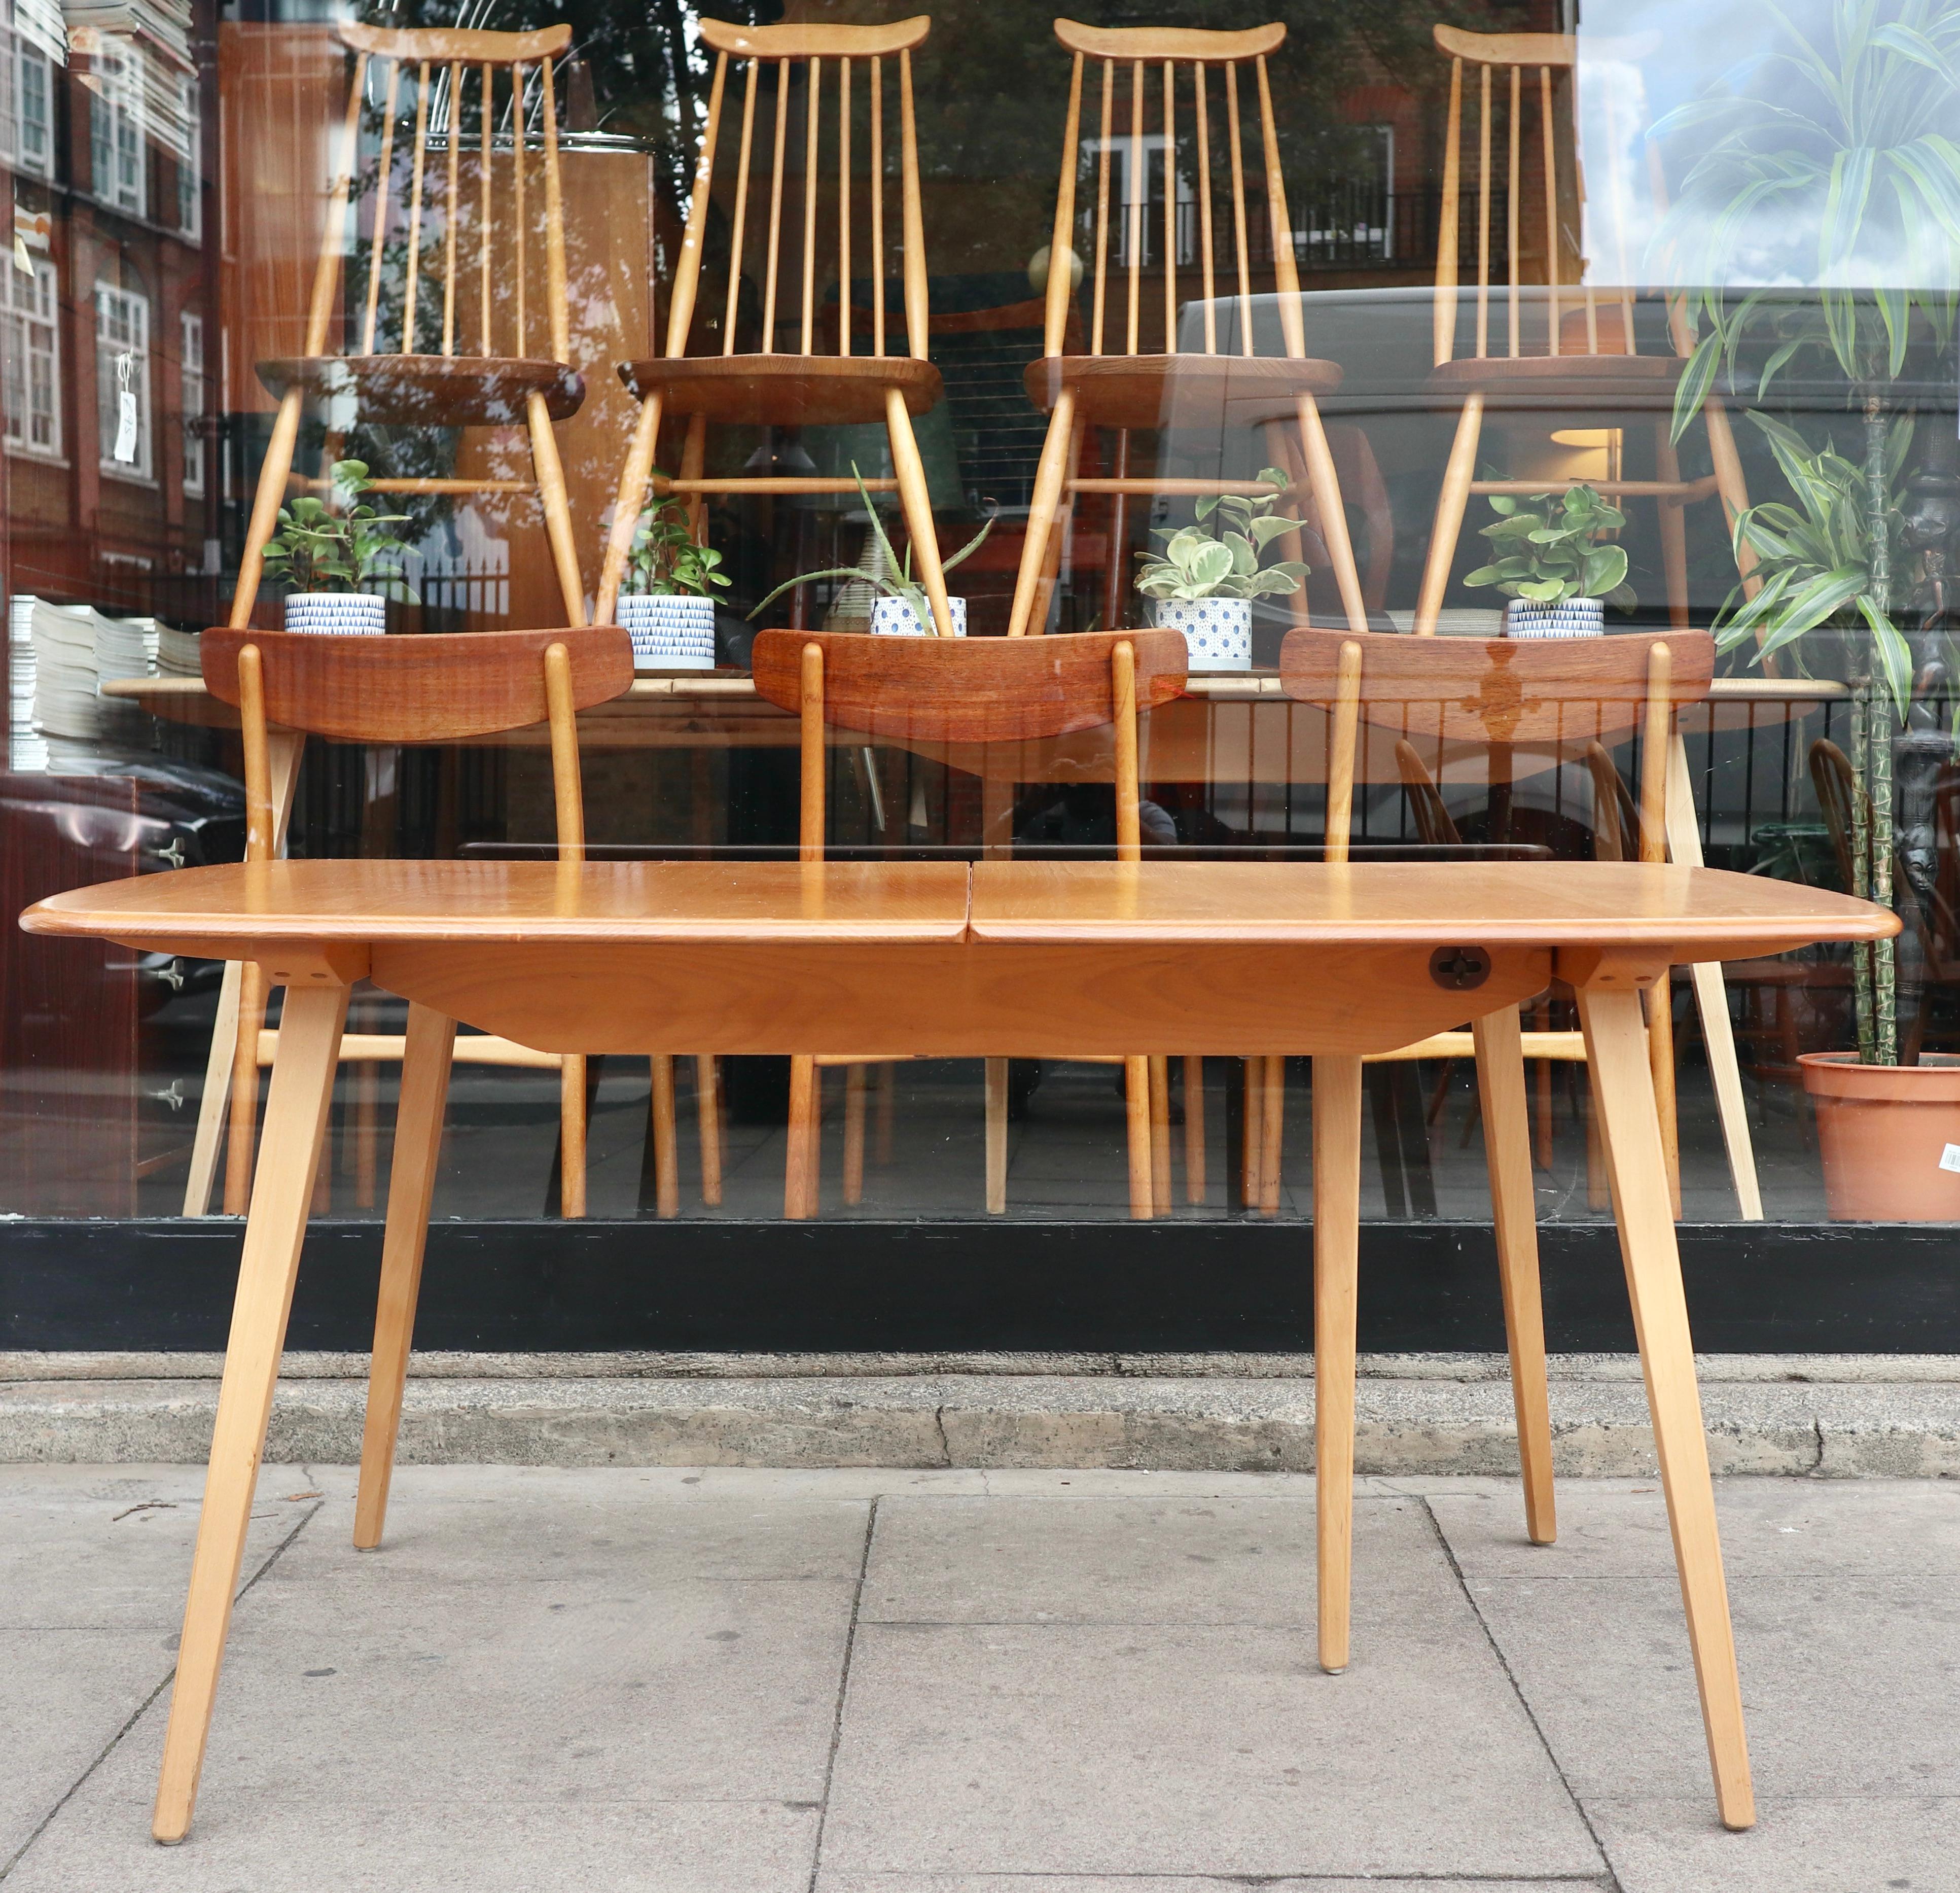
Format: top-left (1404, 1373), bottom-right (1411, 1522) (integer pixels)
top-left (22, 858), bottom-right (1894, 963)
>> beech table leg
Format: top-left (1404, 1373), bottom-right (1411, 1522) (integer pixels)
top-left (1472, 1008), bottom-right (1556, 1546)
top-left (1148, 1056), bottom-right (1172, 1212)
top-left (650, 1055), bottom-right (680, 1219)
top-left (1261, 1055), bottom-right (1285, 1217)
top-left (1182, 1054), bottom-right (1206, 1203)
top-left (1313, 1053), bottom-right (1363, 1675)
top-left (844, 1063), bottom-right (868, 1207)
top-left (353, 1003), bottom-right (455, 1552)
top-left (152, 981), bottom-right (349, 1843)
top-left (1578, 982), bottom-right (1755, 1832)
top-left (786, 1055), bottom-right (818, 1219)
top-left (1123, 1055), bottom-right (1153, 1219)
top-left (694, 1056), bottom-right (723, 1207)
top-left (984, 1058), bottom-right (1008, 1215)
top-left (558, 1054), bottom-right (587, 1219)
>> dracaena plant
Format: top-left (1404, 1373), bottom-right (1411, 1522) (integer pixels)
top-left (624, 482), bottom-right (732, 600)
top-left (1133, 468), bottom-right (1310, 603)
top-left (261, 460), bottom-right (416, 598)
top-left (749, 467), bottom-right (994, 632)
top-left (1463, 483), bottom-right (1638, 610)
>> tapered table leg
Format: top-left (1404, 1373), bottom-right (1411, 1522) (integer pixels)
top-left (354, 1003), bottom-right (455, 1552)
top-left (1472, 1007), bottom-right (1556, 1545)
top-left (1313, 1053), bottom-right (1362, 1675)
top-left (1578, 981), bottom-right (1755, 1831)
top-left (153, 980), bottom-right (349, 1844)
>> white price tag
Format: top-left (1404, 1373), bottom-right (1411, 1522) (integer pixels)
top-left (112, 353), bottom-right (138, 464)
top-left (1939, 1144), bottom-right (1960, 1174)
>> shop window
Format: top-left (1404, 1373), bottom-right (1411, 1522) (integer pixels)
top-left (94, 280), bottom-right (150, 479)
top-left (179, 306), bottom-right (202, 494)
top-left (90, 46), bottom-right (146, 217)
top-left (2, 252), bottom-right (60, 458)
top-left (0, 23), bottom-right (54, 177)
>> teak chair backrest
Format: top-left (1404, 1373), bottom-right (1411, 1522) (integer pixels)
top-left (750, 627), bottom-right (1187, 860)
top-left (310, 22), bottom-right (574, 366)
top-left (1277, 627), bottom-right (1714, 861)
top-left (664, 16), bottom-right (933, 362)
top-left (1432, 24), bottom-right (1640, 367)
top-left (202, 626), bottom-right (632, 862)
top-left (1040, 19), bottom-right (1312, 362)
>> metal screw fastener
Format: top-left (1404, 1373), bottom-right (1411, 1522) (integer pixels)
top-left (1430, 945), bottom-right (1491, 991)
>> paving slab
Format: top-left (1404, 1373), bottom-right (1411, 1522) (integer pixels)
top-left (815, 1879), bottom-right (1605, 1892)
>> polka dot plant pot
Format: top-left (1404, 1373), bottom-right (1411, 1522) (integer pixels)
top-left (283, 593), bottom-right (385, 637)
top-left (1503, 597), bottom-right (1605, 639)
top-left (619, 593), bottom-right (717, 671)
top-left (870, 595), bottom-right (967, 637)
top-left (1153, 595), bottom-right (1252, 671)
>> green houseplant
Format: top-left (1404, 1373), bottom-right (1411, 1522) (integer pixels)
top-left (1462, 483), bottom-right (1637, 636)
top-left (262, 460), bottom-right (415, 635)
top-left (616, 482), bottom-right (732, 671)
top-left (1133, 467), bottom-right (1310, 671)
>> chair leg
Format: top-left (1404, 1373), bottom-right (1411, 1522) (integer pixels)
top-left (1008, 388), bottom-right (1079, 637)
top-left (185, 960), bottom-right (241, 1216)
top-left (678, 412), bottom-right (709, 540)
top-left (984, 1058), bottom-right (1008, 1215)
top-left (152, 983), bottom-right (348, 1844)
top-left (1414, 393), bottom-right (1485, 636)
top-left (1123, 1055), bottom-right (1153, 1219)
top-left (786, 1055), bottom-right (818, 1219)
top-left (558, 1055), bottom-right (588, 1219)
top-left (1148, 1055), bottom-right (1172, 1212)
top-left (1294, 392), bottom-right (1369, 635)
top-left (224, 966), bottom-right (270, 1215)
top-left (694, 1056), bottom-right (723, 1207)
top-left (1261, 1054), bottom-right (1285, 1217)
top-left (1027, 415), bottom-right (1085, 636)
top-left (597, 391), bottom-right (664, 624)
top-left (353, 1003), bottom-right (455, 1553)
top-left (1312, 1052), bottom-right (1363, 1675)
top-left (229, 387), bottom-right (303, 627)
top-left (650, 1055), bottom-right (680, 1218)
top-left (527, 389), bottom-right (588, 625)
top-left (1654, 422), bottom-right (1691, 632)
top-left (876, 1061), bottom-right (896, 1164)
top-left (844, 1063), bottom-right (868, 1207)
top-left (1472, 1007), bottom-right (1557, 1547)
top-left (1101, 430), bottom-right (1132, 636)
top-left (1182, 1054), bottom-right (1205, 1203)
top-left (1578, 983), bottom-right (1755, 1832)
top-left (1242, 1058), bottom-right (1264, 1209)
top-left (885, 389), bottom-right (954, 638)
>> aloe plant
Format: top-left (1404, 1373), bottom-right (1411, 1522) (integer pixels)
top-left (749, 467), bottom-right (993, 633)
top-left (1463, 483), bottom-right (1638, 610)
top-left (1133, 469), bottom-right (1310, 603)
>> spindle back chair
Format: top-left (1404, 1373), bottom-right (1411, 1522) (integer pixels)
top-left (197, 627), bottom-right (632, 1223)
top-left (751, 627), bottom-right (1188, 1219)
top-left (1004, 19), bottom-right (1370, 642)
top-left (1413, 24), bottom-right (1758, 636)
top-left (598, 17), bottom-right (956, 632)
top-left (231, 23), bottom-right (591, 631)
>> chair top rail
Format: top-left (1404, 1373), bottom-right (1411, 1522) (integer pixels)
top-left (1054, 19), bottom-right (1285, 61)
top-left (699, 16), bottom-right (931, 59)
top-left (338, 22), bottom-right (571, 65)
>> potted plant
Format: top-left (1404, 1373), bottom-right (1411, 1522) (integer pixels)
top-left (1132, 467), bottom-right (1310, 670)
top-left (750, 468), bottom-right (993, 637)
top-left (617, 480), bottom-right (731, 670)
top-left (261, 460), bottom-right (415, 636)
top-left (1463, 483), bottom-right (1637, 637)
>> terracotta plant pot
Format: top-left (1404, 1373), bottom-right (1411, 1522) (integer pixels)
top-left (1798, 1051), bottom-right (1960, 1220)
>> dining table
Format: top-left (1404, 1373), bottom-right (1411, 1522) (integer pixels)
top-left (20, 851), bottom-right (1895, 1843)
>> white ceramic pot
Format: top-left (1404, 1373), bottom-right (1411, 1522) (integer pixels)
top-left (284, 592), bottom-right (385, 637)
top-left (619, 593), bottom-right (717, 670)
top-left (1153, 595), bottom-right (1252, 670)
top-left (870, 595), bottom-right (967, 637)
top-left (1503, 597), bottom-right (1604, 639)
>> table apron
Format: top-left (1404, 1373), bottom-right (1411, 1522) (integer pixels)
top-left (354, 939), bottom-right (1561, 1058)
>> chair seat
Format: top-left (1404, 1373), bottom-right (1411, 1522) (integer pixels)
top-left (1024, 353), bottom-right (1344, 431)
top-left (1427, 351), bottom-right (1680, 411)
top-left (618, 354), bottom-right (943, 427)
top-left (256, 356), bottom-right (585, 425)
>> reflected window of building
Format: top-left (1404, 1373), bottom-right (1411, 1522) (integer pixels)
top-left (90, 45), bottom-right (147, 218)
top-left (3, 252), bottom-right (60, 459)
top-left (0, 22), bottom-right (53, 178)
top-left (95, 278), bottom-right (151, 480)
top-left (175, 74), bottom-right (200, 240)
top-left (179, 307), bottom-right (202, 495)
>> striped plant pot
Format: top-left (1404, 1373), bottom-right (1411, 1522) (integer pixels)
top-left (871, 595), bottom-right (967, 637)
top-left (619, 593), bottom-right (717, 670)
top-left (283, 592), bottom-right (385, 637)
top-left (1503, 597), bottom-right (1604, 639)
top-left (1153, 596), bottom-right (1252, 670)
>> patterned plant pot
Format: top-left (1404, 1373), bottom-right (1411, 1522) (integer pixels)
top-left (283, 592), bottom-right (385, 637)
top-left (1503, 597), bottom-right (1604, 639)
top-left (1153, 595), bottom-right (1252, 670)
top-left (870, 595), bottom-right (967, 637)
top-left (619, 593), bottom-right (717, 671)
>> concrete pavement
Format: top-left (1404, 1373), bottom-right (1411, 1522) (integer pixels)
top-left (2, 1465), bottom-right (1954, 1891)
